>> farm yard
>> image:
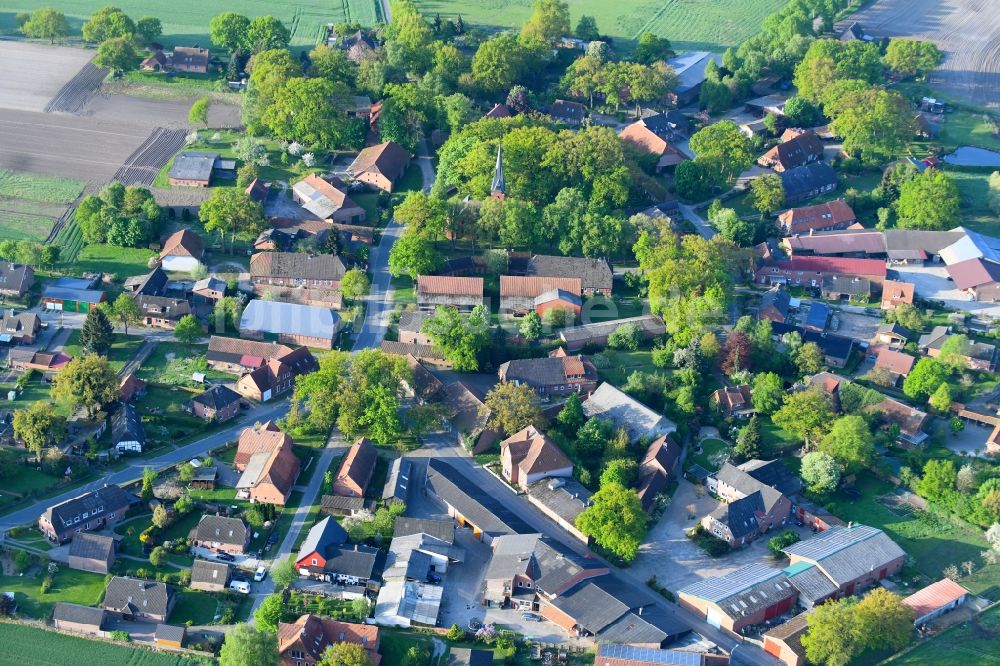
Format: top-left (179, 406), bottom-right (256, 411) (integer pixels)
top-left (0, 0), bottom-right (384, 49)
top-left (414, 0), bottom-right (789, 51)
top-left (841, 0), bottom-right (1000, 108)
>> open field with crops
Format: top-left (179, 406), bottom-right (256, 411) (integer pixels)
top-left (0, 622), bottom-right (206, 665)
top-left (414, 0), bottom-right (788, 51)
top-left (0, 169), bottom-right (84, 242)
top-left (0, 0), bottom-right (383, 49)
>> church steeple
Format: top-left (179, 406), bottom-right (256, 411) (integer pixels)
top-left (490, 139), bottom-right (505, 200)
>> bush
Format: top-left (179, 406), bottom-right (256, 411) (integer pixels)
top-left (110, 630), bottom-right (130, 642)
top-left (12, 550), bottom-right (30, 573)
top-left (39, 575), bottom-right (52, 594)
top-left (768, 530), bottom-right (801, 557)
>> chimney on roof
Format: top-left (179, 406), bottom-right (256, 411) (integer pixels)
top-left (848, 521), bottom-right (854, 528)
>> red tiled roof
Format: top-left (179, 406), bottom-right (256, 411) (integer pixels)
top-left (236, 422), bottom-right (291, 468)
top-left (335, 438), bottom-right (377, 495)
top-left (778, 200), bottom-right (858, 235)
top-left (902, 578), bottom-right (967, 620)
top-left (416, 275), bottom-right (483, 297)
top-left (500, 276), bottom-right (581, 298)
top-left (882, 279), bottom-right (915, 305)
top-left (774, 256), bottom-right (887, 278)
top-left (160, 229), bottom-right (204, 259)
top-left (947, 258), bottom-right (1000, 290)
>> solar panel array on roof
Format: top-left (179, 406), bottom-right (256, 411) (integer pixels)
top-left (595, 643), bottom-right (703, 665)
top-left (782, 524), bottom-right (881, 560)
top-left (678, 562), bottom-right (784, 603)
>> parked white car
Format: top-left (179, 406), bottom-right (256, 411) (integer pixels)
top-left (253, 566), bottom-right (267, 582)
top-left (229, 580), bottom-right (250, 594)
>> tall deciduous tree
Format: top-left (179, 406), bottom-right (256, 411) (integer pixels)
top-left (319, 642), bottom-right (374, 666)
top-left (199, 188), bottom-right (266, 253)
top-left (21, 7), bottom-right (70, 43)
top-left (245, 15), bottom-right (290, 53)
top-left (576, 483), bottom-right (646, 562)
top-left (897, 169), bottom-right (961, 231)
top-left (802, 597), bottom-right (861, 666)
top-left (173, 314), bottom-right (202, 344)
top-left (82, 5), bottom-right (135, 44)
top-left (219, 623), bottom-right (279, 666)
top-left (340, 269), bottom-right (371, 302)
top-left (521, 0), bottom-right (570, 44)
top-left (388, 233), bottom-right (442, 280)
top-left (751, 174), bottom-right (784, 214)
top-left (884, 38), bottom-right (942, 78)
top-left (773, 389), bottom-right (835, 447)
top-left (188, 97), bottom-right (210, 127)
top-left (481, 382), bottom-right (542, 436)
top-left (134, 16), bottom-right (161, 45)
top-left (111, 293), bottom-right (141, 335)
top-left (12, 402), bottom-right (67, 455)
top-left (262, 77), bottom-right (360, 149)
top-left (689, 121), bottom-right (755, 181)
top-left (210, 12), bottom-right (251, 53)
top-left (902, 357), bottom-right (949, 400)
top-left (421, 306), bottom-right (489, 372)
top-left (819, 415), bottom-right (874, 471)
top-left (751, 372), bottom-right (783, 415)
top-left (254, 593), bottom-right (284, 631)
top-left (801, 451), bottom-right (840, 493)
top-left (829, 88), bottom-right (914, 165)
top-left (51, 354), bottom-right (119, 417)
top-left (95, 37), bottom-right (137, 75)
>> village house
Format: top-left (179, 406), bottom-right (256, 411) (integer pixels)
top-left (0, 260), bottom-right (34, 297)
top-left (426, 458), bottom-right (533, 543)
top-left (758, 130), bottom-right (825, 172)
top-left (67, 532), bottom-right (116, 574)
top-left (939, 227), bottom-right (1000, 301)
top-left (762, 611), bottom-right (809, 666)
top-left (383, 457), bottom-right (412, 505)
top-left (618, 121), bottom-right (688, 173)
top-left (140, 46), bottom-right (210, 73)
top-left (782, 524), bottom-right (905, 599)
top-left (239, 300), bottom-right (341, 350)
top-left (8, 349), bottom-right (71, 374)
top-left (919, 326), bottom-right (998, 371)
top-left (294, 517), bottom-right (382, 590)
top-left (678, 563), bottom-right (798, 632)
top-left (881, 279), bottom-right (915, 310)
top-left (710, 385), bottom-right (755, 419)
top-left (548, 99), bottom-right (586, 125)
top-left (119, 373), bottom-right (147, 402)
top-left (875, 348), bottom-right (916, 383)
top-left (525, 478), bottom-right (592, 543)
top-left (499, 425), bottom-right (573, 491)
top-left (250, 252), bottom-right (347, 290)
top-left (337, 29), bottom-right (377, 62)
top-left (192, 515), bottom-right (250, 555)
top-left (348, 141), bottom-right (410, 192)
top-left (703, 461), bottom-right (795, 546)
top-left (667, 51), bottom-right (720, 106)
top-left (397, 311), bottom-right (432, 345)
top-left (158, 229), bottom-right (204, 273)
top-left (380, 340), bottom-right (452, 368)
top-left (53, 603), bottom-right (109, 637)
top-left (236, 422), bottom-right (291, 469)
top-left (630, 437), bottom-right (675, 508)
top-left (168, 151), bottom-right (231, 187)
top-left (500, 276), bottom-right (581, 316)
top-left (400, 354), bottom-right (443, 404)
top-left (333, 438), bottom-right (378, 497)
top-left (756, 256), bottom-right (887, 289)
top-left (416, 275), bottom-right (485, 312)
top-left (321, 495), bottom-right (370, 518)
top-left (278, 614), bottom-right (381, 666)
top-left (292, 174), bottom-right (367, 224)
top-left (558, 315), bottom-right (666, 351)
top-left (245, 178), bottom-right (270, 204)
top-left (192, 276), bottom-right (226, 303)
top-left (206, 336), bottom-right (294, 374)
top-left (41, 277), bottom-right (106, 312)
top-left (236, 437), bottom-right (300, 505)
top-left (782, 229), bottom-right (887, 258)
top-left (0, 310), bottom-right (40, 344)
top-left (778, 199), bottom-right (858, 236)
top-left (38, 484), bottom-right (132, 543)
top-left (497, 354), bottom-right (598, 397)
top-left (581, 382), bottom-right (676, 443)
top-left (188, 384), bottom-right (241, 422)
top-left (902, 578), bottom-right (969, 627)
top-left (102, 576), bottom-right (174, 623)
top-left (822, 274), bottom-right (871, 301)
top-left (135, 294), bottom-right (192, 330)
top-left (873, 322), bottom-right (913, 348)
top-left (438, 381), bottom-right (498, 453)
top-left (190, 559), bottom-right (231, 592)
top-left (758, 287), bottom-right (791, 324)
top-left (124, 268), bottom-right (167, 297)
top-left (780, 163), bottom-right (838, 204)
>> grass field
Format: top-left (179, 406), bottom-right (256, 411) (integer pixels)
top-left (0, 568), bottom-right (106, 619)
top-left (0, 621), bottom-right (207, 665)
top-left (67, 243), bottom-right (156, 278)
top-left (62, 330), bottom-right (145, 374)
top-left (414, 0), bottom-right (788, 51)
top-left (687, 437), bottom-right (729, 472)
top-left (883, 603), bottom-right (1000, 666)
top-left (0, 1), bottom-right (383, 49)
top-left (0, 169), bottom-right (84, 242)
top-left (945, 167), bottom-right (1000, 237)
top-left (168, 589), bottom-right (219, 626)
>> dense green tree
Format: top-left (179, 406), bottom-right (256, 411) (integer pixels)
top-left (318, 642), bottom-right (374, 666)
top-left (801, 451), bottom-right (840, 493)
top-left (521, 0), bottom-right (570, 43)
top-left (481, 382), bottom-right (542, 436)
top-left (385, 0), bottom-right (435, 74)
top-left (394, 192), bottom-right (447, 239)
top-left (82, 5), bottom-right (135, 44)
top-left (12, 402), bottom-right (67, 455)
top-left (254, 594), bottom-right (284, 631)
top-left (575, 15), bottom-right (600, 41)
top-left (768, 530), bottom-right (800, 557)
top-left (608, 323), bottom-right (640, 351)
top-left (918, 458), bottom-right (957, 501)
top-left (734, 414), bottom-right (761, 461)
top-left (782, 96), bottom-right (823, 127)
top-left (111, 293), bottom-right (141, 335)
top-left (388, 233), bottom-right (443, 280)
top-left (134, 16), bottom-right (161, 44)
top-left (519, 311), bottom-right (542, 341)
top-left (793, 39), bottom-right (883, 104)
top-left (884, 38), bottom-right (942, 78)
top-left (309, 44), bottom-right (355, 84)
top-left (81, 307), bottom-right (114, 356)
top-left (576, 483), bottom-right (646, 562)
top-left (188, 96), bottom-right (210, 127)
top-left (633, 32), bottom-right (674, 64)
top-left (939, 334), bottom-right (973, 372)
top-left (557, 393), bottom-right (585, 433)
top-left (886, 302), bottom-right (924, 330)
top-left (897, 169), bottom-right (961, 231)
top-left (51, 354), bottom-right (119, 417)
top-left (173, 314), bottom-right (202, 345)
top-left (210, 12), bottom-right (251, 53)
top-left (902, 358), bottom-right (949, 400)
top-left (688, 121), bottom-right (754, 180)
top-left (773, 389), bottom-right (835, 447)
top-left (262, 77), bottom-right (361, 148)
top-left (340, 269), bottom-right (371, 301)
top-left (830, 88), bottom-right (914, 164)
top-left (219, 624), bottom-right (278, 666)
top-left (601, 458), bottom-right (638, 488)
top-left (443, 93), bottom-right (476, 132)
top-left (199, 188), bottom-right (266, 253)
top-left (95, 37), bottom-right (137, 75)
top-left (751, 372), bottom-right (783, 415)
top-left (245, 15), bottom-right (290, 53)
top-left (802, 598), bottom-right (861, 666)
top-left (243, 48), bottom-right (302, 130)
top-left (751, 174), bottom-right (785, 214)
top-left (928, 382), bottom-right (952, 412)
top-left (819, 415), bottom-right (874, 470)
top-left (472, 33), bottom-right (533, 94)
top-left (421, 306), bottom-right (489, 372)
top-left (269, 558), bottom-right (297, 590)
top-left (854, 588), bottom-right (915, 653)
top-left (21, 7), bottom-right (70, 43)
top-left (796, 341), bottom-right (824, 375)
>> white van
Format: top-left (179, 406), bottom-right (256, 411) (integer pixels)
top-left (229, 580), bottom-right (250, 594)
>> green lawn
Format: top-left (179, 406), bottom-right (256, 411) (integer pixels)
top-left (136, 342), bottom-right (230, 387)
top-left (168, 589), bottom-right (219, 626)
top-left (821, 473), bottom-right (1000, 599)
top-left (0, 465), bottom-right (63, 496)
top-left (133, 385), bottom-right (228, 448)
top-left (945, 167), bottom-right (1000, 237)
top-left (413, 0), bottom-right (786, 51)
top-left (593, 349), bottom-right (660, 385)
top-left (124, 69), bottom-right (222, 93)
top-left (0, 568), bottom-right (107, 619)
top-left (62, 330), bottom-right (145, 374)
top-left (0, 169), bottom-right (84, 203)
top-left (379, 629), bottom-right (438, 666)
top-left (688, 437), bottom-right (730, 472)
top-left (0, 169), bottom-right (84, 243)
top-left (936, 107), bottom-right (1000, 153)
top-left (759, 417), bottom-right (800, 456)
top-left (883, 603), bottom-right (1000, 666)
top-left (0, 1), bottom-right (382, 48)
top-left (0, 622), bottom-right (205, 665)
top-left (63, 244), bottom-right (156, 279)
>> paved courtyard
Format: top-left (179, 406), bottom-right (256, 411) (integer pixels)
top-left (895, 265), bottom-right (1000, 318)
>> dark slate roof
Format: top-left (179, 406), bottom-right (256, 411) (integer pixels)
top-left (499, 355), bottom-right (596, 388)
top-left (68, 532), bottom-right (115, 561)
top-left (127, 268), bottom-right (168, 297)
top-left (548, 574), bottom-right (654, 634)
top-left (531, 537), bottom-right (605, 595)
top-left (103, 576), bottom-right (172, 616)
top-left (320, 495), bottom-right (368, 513)
top-left (194, 515), bottom-right (248, 546)
top-left (597, 604), bottom-right (691, 646)
top-left (526, 478), bottom-right (592, 526)
top-left (321, 544), bottom-right (383, 579)
top-left (250, 252), bottom-right (347, 281)
top-left (397, 311), bottom-right (430, 333)
top-left (135, 295), bottom-right (192, 321)
top-left (0, 261), bottom-right (32, 293)
top-left (190, 559), bottom-right (230, 585)
top-left (393, 517), bottom-right (455, 545)
top-left (804, 329), bottom-right (854, 361)
top-left (780, 163), bottom-right (838, 199)
top-left (297, 516), bottom-right (348, 560)
top-left (805, 302), bottom-right (829, 330)
top-left (710, 491), bottom-right (765, 539)
top-left (192, 384), bottom-right (241, 410)
top-left (526, 255), bottom-right (613, 293)
top-left (715, 463), bottom-right (784, 513)
top-left (53, 602), bottom-right (107, 627)
top-left (169, 151), bottom-right (218, 182)
top-left (448, 648), bottom-right (495, 666)
top-left (740, 459), bottom-right (802, 497)
top-left (382, 457), bottom-right (412, 503)
top-left (112, 403), bottom-right (145, 445)
top-left (155, 623), bottom-right (186, 643)
top-left (759, 288), bottom-right (790, 318)
top-left (426, 459), bottom-right (533, 538)
top-left (784, 561), bottom-right (839, 604)
top-left (43, 484), bottom-right (132, 532)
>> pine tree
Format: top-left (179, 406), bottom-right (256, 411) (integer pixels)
top-left (80, 307), bottom-right (114, 356)
top-left (734, 414), bottom-right (761, 461)
top-left (455, 15), bottom-right (465, 34)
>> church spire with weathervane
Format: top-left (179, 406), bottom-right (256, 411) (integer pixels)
top-left (490, 138), bottom-right (505, 200)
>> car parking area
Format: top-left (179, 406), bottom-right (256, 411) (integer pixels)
top-left (895, 265), bottom-right (1000, 318)
top-left (829, 310), bottom-right (880, 341)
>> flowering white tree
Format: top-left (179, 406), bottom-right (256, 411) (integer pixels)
top-left (301, 152), bottom-right (316, 167)
top-left (987, 522), bottom-right (1000, 552)
top-left (287, 141), bottom-right (303, 156)
top-left (184, 130), bottom-right (199, 144)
